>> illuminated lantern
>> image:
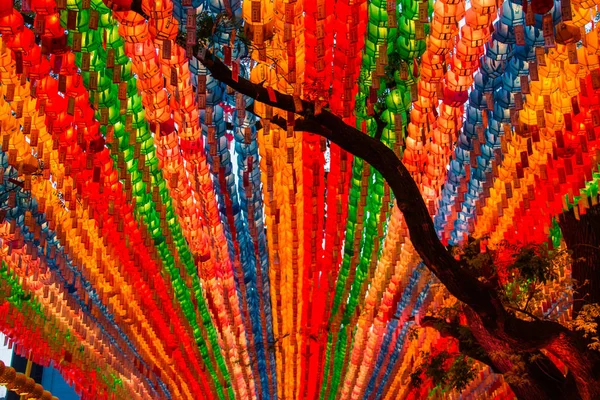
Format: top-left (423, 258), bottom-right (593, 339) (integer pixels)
top-left (545, 111), bottom-right (564, 131)
top-left (30, 0), bottom-right (56, 15)
top-left (519, 105), bottom-right (539, 126)
top-left (452, 53), bottom-right (479, 76)
top-left (426, 35), bottom-right (453, 56)
top-left (180, 138), bottom-right (203, 163)
top-left (570, 5), bottom-right (592, 28)
top-left (160, 43), bottom-right (187, 66)
top-left (579, 47), bottom-right (599, 70)
top-left (436, 114), bottom-right (459, 136)
top-left (471, 0), bottom-right (497, 14)
top-left (5, 29), bottom-right (36, 52)
top-left (500, 1), bottom-right (524, 26)
top-left (58, 8), bottom-right (92, 32)
top-left (559, 75), bottom-right (580, 97)
top-left (586, 29), bottom-right (600, 54)
top-left (493, 101), bottom-right (512, 123)
top-left (456, 36), bottom-right (484, 62)
top-left (480, 56), bottom-right (506, 79)
top-left (143, 90), bottom-right (171, 123)
top-left (128, 40), bottom-right (157, 62)
top-left (139, 72), bottom-right (163, 94)
top-left (465, 8), bottom-right (491, 29)
top-left (486, 39), bottom-right (511, 61)
top-left (39, 14), bottom-right (65, 38)
top-left (116, 12), bottom-right (150, 43)
top-left (529, 78), bottom-right (556, 97)
top-left (242, 0), bottom-right (275, 42)
top-left (429, 18), bottom-right (457, 41)
top-left (35, 76), bottom-right (58, 99)
top-left (150, 16), bottom-right (179, 40)
top-left (563, 60), bottom-right (586, 79)
top-left (0, 49), bottom-right (15, 74)
top-left (58, 52), bottom-right (78, 76)
top-left (397, 16), bottom-right (419, 41)
top-left (22, 45), bottom-right (41, 67)
top-left (433, 1), bottom-right (465, 25)
top-left (446, 69), bottom-right (472, 92)
top-left (0, 10), bottom-right (24, 35)
top-left (461, 25), bottom-right (490, 49)
top-left (142, 0), bottom-right (174, 19)
top-left (418, 80), bottom-right (439, 98)
top-left (524, 93), bottom-right (544, 111)
top-left (548, 45), bottom-right (569, 63)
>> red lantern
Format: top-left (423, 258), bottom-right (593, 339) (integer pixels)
top-left (0, 10), bottom-right (24, 35)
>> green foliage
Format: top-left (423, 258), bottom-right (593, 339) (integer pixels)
top-left (409, 368), bottom-right (423, 388)
top-left (196, 11), bottom-right (217, 42)
top-left (448, 354), bottom-right (477, 391)
top-left (570, 304), bottom-right (600, 351)
top-left (407, 326), bottom-right (420, 342)
top-left (176, 11), bottom-right (250, 49)
top-left (384, 51), bottom-right (402, 88)
top-left (489, 351), bottom-right (530, 387)
top-left (430, 303), bottom-right (462, 322)
top-left (511, 245), bottom-right (557, 283)
top-left (450, 237), bottom-right (494, 281)
top-left (410, 350), bottom-right (477, 393)
top-left (453, 238), bottom-right (573, 321)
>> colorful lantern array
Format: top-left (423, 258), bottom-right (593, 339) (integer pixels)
top-left (0, 0), bottom-right (595, 398)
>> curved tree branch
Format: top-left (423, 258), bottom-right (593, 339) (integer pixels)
top-left (420, 316), bottom-right (583, 400)
top-left (92, 0), bottom-right (574, 353)
top-left (193, 46), bottom-right (500, 316)
top-left (184, 44), bottom-right (577, 350)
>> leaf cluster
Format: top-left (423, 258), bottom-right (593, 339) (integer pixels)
top-left (570, 303), bottom-right (600, 351)
top-left (177, 11), bottom-right (250, 49)
top-left (455, 238), bottom-right (573, 320)
top-left (384, 51), bottom-right (402, 88)
top-left (489, 351), bottom-right (530, 387)
top-left (511, 245), bottom-right (557, 283)
top-left (410, 350), bottom-right (477, 393)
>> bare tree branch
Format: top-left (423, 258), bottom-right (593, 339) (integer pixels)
top-left (184, 44), bottom-right (576, 350)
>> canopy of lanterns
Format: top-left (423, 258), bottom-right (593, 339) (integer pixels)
top-left (0, 0), bottom-right (595, 398)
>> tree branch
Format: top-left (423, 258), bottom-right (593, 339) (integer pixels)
top-left (192, 39), bottom-right (499, 317)
top-left (80, 1), bottom-right (573, 351)
top-left (420, 316), bottom-right (583, 400)
top-left (185, 44), bottom-right (577, 349)
top-left (506, 305), bottom-right (542, 321)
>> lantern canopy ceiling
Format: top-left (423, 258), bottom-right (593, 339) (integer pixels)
top-left (0, 0), bottom-right (595, 398)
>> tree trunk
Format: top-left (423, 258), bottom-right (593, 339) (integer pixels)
top-left (545, 332), bottom-right (600, 400)
top-left (464, 309), bottom-right (582, 400)
top-left (421, 315), bottom-right (582, 400)
top-left (554, 204), bottom-right (600, 399)
top-left (558, 203), bottom-right (600, 314)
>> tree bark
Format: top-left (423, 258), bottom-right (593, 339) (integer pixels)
top-left (553, 203), bottom-right (600, 399)
top-left (558, 203), bottom-right (600, 314)
top-left (422, 315), bottom-right (582, 400)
